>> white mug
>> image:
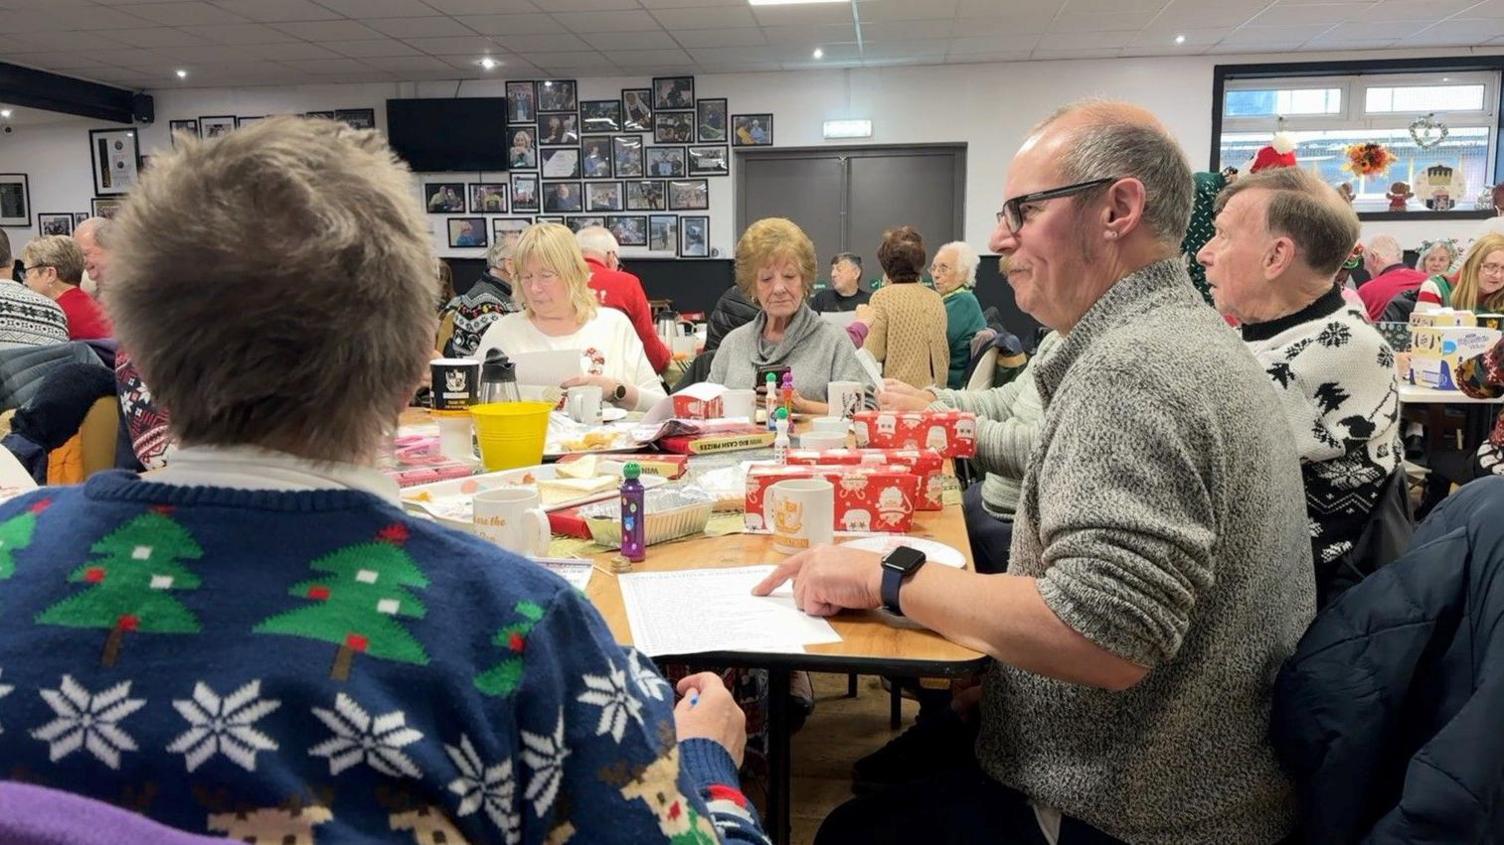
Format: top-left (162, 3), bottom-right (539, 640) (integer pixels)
top-left (766, 478), bottom-right (834, 555)
top-left (566, 384), bottom-right (603, 425)
top-left (799, 431), bottom-right (847, 452)
top-left (722, 388), bottom-right (757, 423)
top-left (473, 487), bottom-right (551, 557)
top-left (828, 381), bottom-right (865, 420)
top-left (810, 417), bottom-right (849, 436)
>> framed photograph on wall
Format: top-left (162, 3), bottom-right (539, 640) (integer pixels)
top-left (612, 136), bottom-right (643, 178)
top-left (469, 183), bottom-right (508, 214)
top-left (607, 215), bottom-right (647, 247)
top-left (732, 114), bottom-right (773, 146)
top-left (447, 217), bottom-right (488, 248)
top-left (507, 81), bottom-right (537, 123)
top-left (541, 147), bottom-right (581, 179)
top-left (72, 212), bottom-right (91, 227)
top-left (493, 217), bottom-right (531, 241)
top-left (653, 76), bottom-right (694, 110)
top-left (0, 174), bottom-right (29, 227)
top-left (697, 98), bottom-right (727, 142)
top-left (653, 111), bottom-right (694, 144)
top-left (236, 116), bottom-right (265, 128)
top-left (200, 115), bottom-right (237, 139)
top-left (423, 182), bottom-right (466, 214)
top-left (622, 88), bottom-right (652, 132)
top-left (625, 180), bottom-right (666, 211)
top-left (38, 213), bottom-right (73, 236)
top-left (539, 113), bottom-right (579, 146)
top-left (543, 182), bottom-right (583, 213)
top-left (687, 145), bottom-right (729, 176)
top-left (334, 108), bottom-right (375, 129)
top-left (536, 215), bottom-right (564, 225)
top-left (581, 136), bottom-right (613, 179)
top-left (645, 146), bottom-right (686, 178)
top-left (565, 216), bottom-right (605, 233)
top-left (509, 126), bottom-right (537, 169)
top-left (537, 80), bottom-right (577, 113)
top-left (581, 99), bottom-right (622, 133)
top-left (680, 214), bottom-right (708, 257)
top-left (511, 173), bottom-right (540, 212)
top-left (305, 110), bottom-right (335, 119)
top-left (89, 128), bottom-right (140, 197)
top-left (649, 214), bottom-right (678, 255)
top-left (585, 182), bottom-right (623, 213)
top-left (90, 197), bottom-right (124, 219)
top-left (668, 179), bottom-right (709, 211)
top-left (168, 119), bottom-right (200, 147)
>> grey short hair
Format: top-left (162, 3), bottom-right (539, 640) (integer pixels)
top-left (73, 217), bottom-right (112, 248)
top-left (485, 231), bottom-right (517, 272)
top-left (1366, 234), bottom-right (1403, 266)
top-left (1215, 167), bottom-right (1360, 277)
top-left (21, 236), bottom-right (85, 285)
top-left (831, 252), bottom-right (862, 269)
top-left (574, 225), bottom-right (619, 258)
top-left (109, 116), bottom-right (436, 462)
top-left (938, 241), bottom-right (979, 287)
top-left (1041, 100), bottom-right (1194, 246)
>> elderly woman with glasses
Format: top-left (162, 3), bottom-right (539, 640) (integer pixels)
top-left (0, 116), bottom-right (767, 844)
top-left (929, 240), bottom-right (986, 388)
top-left (477, 222), bottom-right (666, 410)
top-left (1417, 233), bottom-right (1504, 313)
top-left (20, 235), bottom-right (111, 339)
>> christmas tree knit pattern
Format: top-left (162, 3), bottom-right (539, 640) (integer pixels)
top-left (255, 523), bottom-right (431, 681)
top-left (36, 507), bottom-right (202, 667)
top-left (473, 601), bottom-right (544, 697)
top-left (0, 497), bottom-right (47, 580)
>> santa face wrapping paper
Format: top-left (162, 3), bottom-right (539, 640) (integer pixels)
top-left (783, 448), bottom-right (946, 511)
top-left (853, 410), bottom-right (977, 458)
top-left (744, 464), bottom-right (919, 534)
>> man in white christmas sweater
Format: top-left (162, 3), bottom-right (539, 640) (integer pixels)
top-left (1199, 166), bottom-right (1401, 607)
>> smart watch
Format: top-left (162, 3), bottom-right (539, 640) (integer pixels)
top-left (880, 545), bottom-right (927, 616)
top-left (611, 382), bottom-right (628, 403)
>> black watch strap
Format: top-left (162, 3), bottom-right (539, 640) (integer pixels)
top-left (880, 546), bottom-right (926, 616)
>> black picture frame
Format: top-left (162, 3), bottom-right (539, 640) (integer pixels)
top-left (680, 214), bottom-right (708, 257)
top-left (38, 212), bottom-right (72, 236)
top-left (199, 115), bottom-right (237, 139)
top-left (493, 217), bottom-right (531, 241)
top-left (88, 127), bottom-right (140, 197)
top-left (468, 182), bottom-right (509, 214)
top-left (508, 126), bottom-right (537, 169)
top-left (697, 98), bottom-right (727, 143)
top-left (447, 216), bottom-right (488, 249)
top-left (334, 108), bottom-right (375, 129)
top-left (653, 111), bottom-right (695, 144)
top-left (536, 215), bottom-right (564, 225)
top-left (72, 212), bottom-right (90, 227)
top-left (645, 146), bottom-right (686, 178)
top-left (507, 81), bottom-right (537, 123)
top-left (90, 197), bottom-right (123, 219)
top-left (580, 136), bottom-right (613, 179)
top-left (539, 113), bottom-right (579, 146)
top-left (537, 79), bottom-right (577, 113)
top-left (423, 182), bottom-right (467, 214)
top-left (732, 114), bottom-right (774, 146)
top-left (566, 215), bottom-right (605, 233)
top-left (168, 119), bottom-right (199, 147)
top-left (687, 145), bottom-right (729, 176)
top-left (543, 181), bottom-right (584, 213)
top-left (653, 75), bottom-right (694, 110)
top-left (581, 99), bottom-right (622, 133)
top-left (624, 180), bottom-right (666, 211)
top-left (668, 179), bottom-right (709, 211)
top-left (236, 116), bottom-right (265, 128)
top-left (541, 147), bottom-right (581, 180)
top-left (612, 135), bottom-right (644, 178)
top-left (305, 110), bottom-right (335, 119)
top-left (622, 88), bottom-right (652, 132)
top-left (0, 174), bottom-right (29, 227)
top-left (585, 181), bottom-right (623, 213)
top-left (649, 214), bottom-right (678, 254)
top-left (511, 172), bottom-right (540, 212)
top-left (607, 214), bottom-right (648, 247)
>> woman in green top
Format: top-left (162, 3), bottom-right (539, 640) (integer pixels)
top-left (1417, 235), bottom-right (1504, 313)
top-left (931, 240), bottom-right (987, 388)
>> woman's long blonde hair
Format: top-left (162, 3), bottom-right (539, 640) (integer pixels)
top-left (1452, 233), bottom-right (1504, 312)
top-left (512, 222), bottom-right (598, 321)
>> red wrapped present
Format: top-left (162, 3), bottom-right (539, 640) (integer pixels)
top-left (744, 464), bottom-right (919, 534)
top-left (784, 447), bottom-right (946, 510)
top-left (853, 410), bottom-right (977, 458)
top-left (672, 393), bottom-right (724, 420)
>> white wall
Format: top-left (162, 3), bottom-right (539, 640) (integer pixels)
top-left (3, 47), bottom-right (1502, 261)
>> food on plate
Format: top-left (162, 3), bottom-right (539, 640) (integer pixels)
top-left (560, 430), bottom-right (624, 452)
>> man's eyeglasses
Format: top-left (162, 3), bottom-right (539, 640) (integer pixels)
top-left (995, 177), bottom-right (1118, 235)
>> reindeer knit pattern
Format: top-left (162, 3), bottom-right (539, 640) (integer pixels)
top-left (0, 472), bottom-right (769, 845)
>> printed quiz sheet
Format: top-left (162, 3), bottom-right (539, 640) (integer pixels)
top-left (618, 566), bottom-right (843, 657)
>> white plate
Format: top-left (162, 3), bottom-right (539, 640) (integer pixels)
top-left (837, 535), bottom-right (967, 568)
top-left (400, 464), bottom-right (667, 530)
top-left (602, 407), bottom-right (628, 423)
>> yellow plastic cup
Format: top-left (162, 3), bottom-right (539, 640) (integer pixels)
top-left (470, 401), bottom-right (552, 471)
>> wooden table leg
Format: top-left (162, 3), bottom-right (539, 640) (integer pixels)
top-left (766, 667), bottom-right (792, 845)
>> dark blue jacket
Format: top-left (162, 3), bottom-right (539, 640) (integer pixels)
top-left (1271, 476), bottom-right (1504, 843)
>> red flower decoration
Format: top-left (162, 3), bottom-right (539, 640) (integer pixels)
top-left (377, 523), bottom-right (410, 545)
top-left (307, 585), bottom-right (331, 600)
top-left (117, 614), bottom-right (139, 631)
top-left (1343, 142), bottom-right (1398, 177)
top-left (84, 567), bottom-right (105, 583)
top-left (508, 632), bottom-right (526, 653)
top-left (345, 633), bottom-right (369, 652)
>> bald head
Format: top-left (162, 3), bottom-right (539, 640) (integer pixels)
top-left (72, 217), bottom-right (112, 288)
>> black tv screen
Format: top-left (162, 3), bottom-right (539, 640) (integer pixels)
top-left (385, 97), bottom-right (508, 172)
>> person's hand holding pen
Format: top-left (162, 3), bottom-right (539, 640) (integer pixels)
top-left (673, 672), bottom-right (747, 767)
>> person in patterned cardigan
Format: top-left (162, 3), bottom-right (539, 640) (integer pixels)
top-left (1198, 165), bottom-right (1400, 607)
top-left (0, 116), bottom-right (767, 845)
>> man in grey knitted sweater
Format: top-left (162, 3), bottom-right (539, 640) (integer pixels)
top-left (758, 101), bottom-right (1314, 845)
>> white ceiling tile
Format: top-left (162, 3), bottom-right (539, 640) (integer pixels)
top-left (553, 10), bottom-right (665, 32)
top-left (11, 30), bottom-right (131, 51)
top-left (1414, 18), bottom-right (1504, 41)
top-left (533, 63), bottom-right (622, 75)
top-left (0, 11), bottom-right (64, 32)
top-left (687, 45), bottom-right (774, 63)
top-left (1363, 0), bottom-right (1482, 21)
top-left (671, 27), bottom-right (768, 47)
top-left (1037, 29), bottom-right (1135, 49)
top-left (1158, 0), bottom-right (1263, 27)
top-left (360, 54), bottom-right (459, 72)
top-left (515, 49), bottom-right (608, 64)
top-left (167, 41), bottom-right (340, 61)
top-left (752, 3), bottom-right (857, 27)
top-left (207, 0), bottom-right (342, 22)
top-left (945, 49), bottom-right (1033, 63)
top-left (535, 0), bottom-right (639, 10)
top-left (580, 30), bottom-right (681, 50)
top-left (1468, 0), bottom-right (1504, 16)
top-left (1030, 47), bottom-right (1125, 59)
top-left (314, 0), bottom-right (444, 17)
top-left (422, 0), bottom-right (540, 12)
top-left (1308, 19), bottom-right (1427, 39)
top-left (455, 13), bottom-right (565, 35)
top-left (950, 14), bottom-right (1058, 35)
top-left (854, 0), bottom-right (961, 21)
top-left (650, 7), bottom-right (757, 29)
top-left (178, 23), bottom-right (298, 43)
top-left (761, 24), bottom-right (860, 45)
top-left (106, 27), bottom-right (211, 47)
top-left (280, 57), bottom-right (377, 74)
top-left (0, 52), bottom-right (108, 70)
top-left (608, 48), bottom-right (697, 66)
top-left (861, 20), bottom-right (955, 40)
top-left (949, 34), bottom-right (1041, 52)
top-left (85, 46), bottom-right (167, 65)
top-left (860, 39), bottom-right (947, 58)
top-left (366, 16), bottom-right (478, 38)
top-left (492, 32), bottom-right (592, 50)
top-left (637, 0), bottom-right (744, 7)
top-left (401, 35), bottom-right (498, 54)
top-left (122, 2), bottom-right (247, 26)
top-left (270, 19), bottom-right (385, 40)
top-left (1126, 26), bottom-right (1228, 46)
top-left (1062, 0), bottom-right (1167, 12)
top-left (1251, 4), bottom-right (1368, 26)
top-left (1219, 23), bottom-right (1328, 43)
top-left (957, 0), bottom-right (1063, 15)
top-left (326, 38), bottom-right (425, 57)
top-left (1049, 11), bottom-right (1162, 32)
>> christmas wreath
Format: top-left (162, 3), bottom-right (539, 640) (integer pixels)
top-left (1343, 142), bottom-right (1397, 177)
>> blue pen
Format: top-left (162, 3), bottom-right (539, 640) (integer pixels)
top-left (688, 690), bottom-right (700, 708)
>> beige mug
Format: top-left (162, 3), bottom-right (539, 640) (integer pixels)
top-left (473, 487), bottom-right (551, 557)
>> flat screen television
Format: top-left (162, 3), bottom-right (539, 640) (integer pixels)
top-left (385, 97), bottom-right (508, 172)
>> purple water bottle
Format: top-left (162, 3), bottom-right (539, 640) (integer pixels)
top-left (620, 462), bottom-right (646, 562)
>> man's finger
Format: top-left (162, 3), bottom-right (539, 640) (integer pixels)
top-left (751, 555), bottom-right (804, 595)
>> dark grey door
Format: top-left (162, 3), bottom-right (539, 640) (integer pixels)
top-left (847, 150), bottom-right (963, 274)
top-left (736, 153), bottom-right (846, 266)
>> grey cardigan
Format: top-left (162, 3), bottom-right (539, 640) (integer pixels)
top-left (706, 304), bottom-right (876, 404)
top-left (976, 258), bottom-right (1316, 845)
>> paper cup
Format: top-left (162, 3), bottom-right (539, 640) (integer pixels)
top-left (799, 431), bottom-right (847, 452)
top-left (810, 417), bottom-right (849, 435)
top-left (473, 487), bottom-right (551, 557)
top-left (828, 381), bottom-right (865, 420)
top-left (430, 358), bottom-right (479, 413)
top-left (766, 478), bottom-right (834, 555)
top-left (722, 389), bottom-right (757, 423)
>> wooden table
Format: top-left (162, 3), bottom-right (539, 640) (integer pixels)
top-left (584, 505), bottom-right (987, 845)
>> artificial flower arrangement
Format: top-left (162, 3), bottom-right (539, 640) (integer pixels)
top-left (1344, 142), bottom-right (1398, 177)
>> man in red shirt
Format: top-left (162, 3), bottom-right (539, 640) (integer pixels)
top-left (575, 226), bottom-right (671, 373)
top-left (1357, 234), bottom-right (1427, 321)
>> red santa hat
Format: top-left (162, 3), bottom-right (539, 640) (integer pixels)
top-left (1248, 131), bottom-right (1297, 173)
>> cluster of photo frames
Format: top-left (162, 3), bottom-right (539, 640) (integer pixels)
top-left (424, 76), bottom-right (771, 257)
top-left (165, 109), bottom-right (376, 145)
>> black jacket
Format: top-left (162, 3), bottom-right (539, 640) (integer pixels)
top-left (704, 285), bottom-right (759, 354)
top-left (1271, 475), bottom-right (1504, 843)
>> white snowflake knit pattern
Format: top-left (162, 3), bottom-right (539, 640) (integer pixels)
top-left (520, 709), bottom-right (570, 817)
top-left (446, 733), bottom-right (521, 844)
top-left (0, 668), bottom-right (12, 735)
top-left (628, 651), bottom-right (670, 702)
top-left (166, 680), bottom-right (280, 772)
top-left (576, 659), bottom-right (643, 743)
top-left (31, 676), bottom-right (145, 770)
top-left (308, 693), bottom-right (423, 778)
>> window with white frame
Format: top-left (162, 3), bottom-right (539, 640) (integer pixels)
top-left (1219, 71), bottom-right (1499, 213)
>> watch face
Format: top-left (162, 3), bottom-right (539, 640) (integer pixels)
top-left (882, 546), bottom-right (926, 574)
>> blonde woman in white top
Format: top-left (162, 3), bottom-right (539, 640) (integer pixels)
top-left (476, 222), bottom-right (666, 411)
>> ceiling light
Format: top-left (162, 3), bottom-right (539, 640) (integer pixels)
top-left (1174, 34), bottom-right (1186, 44)
top-left (478, 56), bottom-right (499, 70)
top-left (0, 110), bottom-right (11, 119)
top-left (175, 68), bottom-right (187, 78)
top-left (748, 0), bottom-right (846, 5)
top-left (812, 47), bottom-right (824, 59)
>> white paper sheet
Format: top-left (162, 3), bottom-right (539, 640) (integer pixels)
top-left (618, 566), bottom-right (842, 657)
top-left (530, 557), bottom-right (595, 591)
top-left (512, 349), bottom-right (584, 387)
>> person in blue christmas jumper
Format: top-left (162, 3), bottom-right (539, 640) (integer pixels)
top-left (0, 116), bottom-right (768, 845)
